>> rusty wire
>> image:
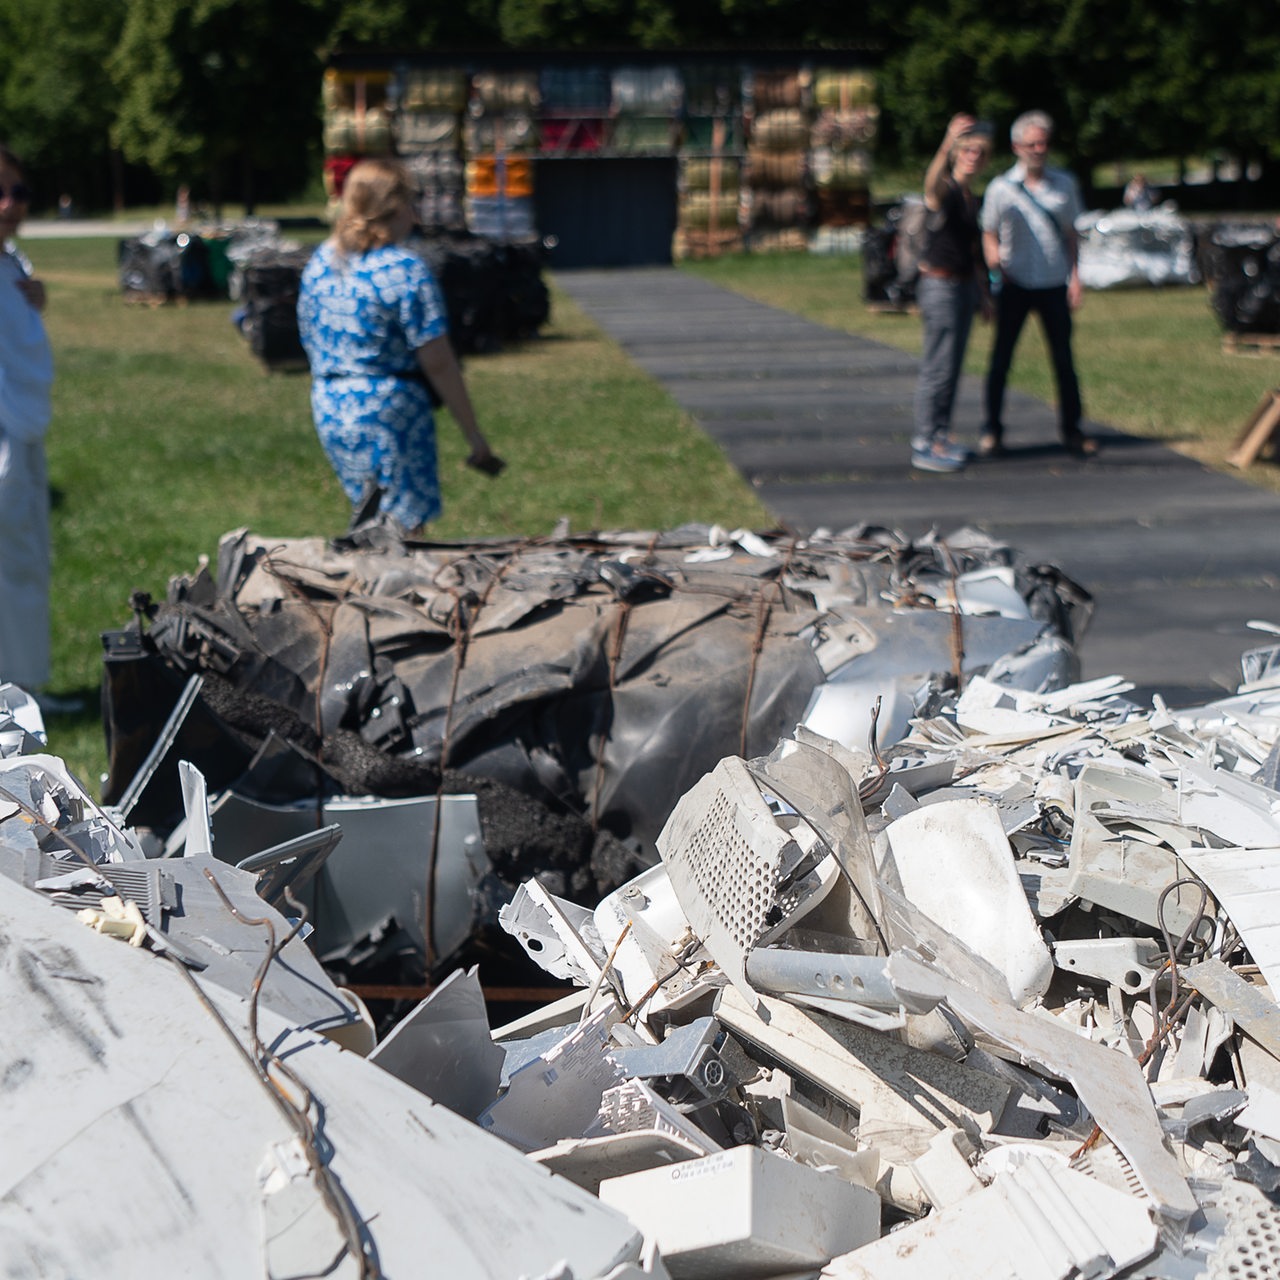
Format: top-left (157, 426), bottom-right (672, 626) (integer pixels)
top-left (936, 539), bottom-right (967, 686)
top-left (198, 865), bottom-right (381, 1277)
top-left (739, 538), bottom-right (799, 759)
top-left (424, 549), bottom-right (520, 968)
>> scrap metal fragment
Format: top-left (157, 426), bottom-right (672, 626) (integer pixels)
top-left (478, 1009), bottom-right (625, 1153)
top-left (887, 953), bottom-right (1198, 1221)
top-left (369, 966), bottom-right (504, 1119)
top-left (657, 757), bottom-right (796, 1011)
top-left (1185, 958), bottom-right (1280, 1062)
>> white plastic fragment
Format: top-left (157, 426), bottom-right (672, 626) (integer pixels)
top-left (884, 798), bottom-right (1053, 1006)
top-left (910, 1127), bottom-right (982, 1210)
top-left (368, 966), bottom-right (504, 1119)
top-left (599, 1145), bottom-right (880, 1279)
top-left (76, 894), bottom-right (147, 947)
top-left (823, 1156), bottom-right (1157, 1279)
top-left (1176, 845), bottom-right (1280, 994)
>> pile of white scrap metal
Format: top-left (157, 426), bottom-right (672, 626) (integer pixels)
top-left (0, 684), bottom-right (648, 1279)
top-left (1076, 206), bottom-right (1199, 290)
top-left (97, 522), bottom-right (1090, 983)
top-left (489, 643), bottom-right (1280, 1277)
top-left (7, 637), bottom-right (1280, 1275)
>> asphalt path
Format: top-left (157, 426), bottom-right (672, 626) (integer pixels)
top-left (557, 266), bottom-right (1280, 705)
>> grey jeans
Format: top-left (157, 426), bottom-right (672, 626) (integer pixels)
top-left (912, 274), bottom-right (979, 449)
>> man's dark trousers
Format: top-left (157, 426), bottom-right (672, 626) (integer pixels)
top-left (984, 280), bottom-right (1081, 444)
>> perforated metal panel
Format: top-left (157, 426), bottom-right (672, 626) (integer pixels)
top-left (657, 757), bottom-right (791, 1009)
top-left (1207, 1178), bottom-right (1280, 1280)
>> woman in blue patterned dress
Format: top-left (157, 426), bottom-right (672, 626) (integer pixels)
top-left (297, 158), bottom-right (498, 530)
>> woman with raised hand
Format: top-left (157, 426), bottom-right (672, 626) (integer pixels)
top-left (910, 114), bottom-right (992, 473)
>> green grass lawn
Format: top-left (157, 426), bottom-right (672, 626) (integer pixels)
top-left (679, 251), bottom-right (1280, 479)
top-left (32, 236), bottom-right (770, 791)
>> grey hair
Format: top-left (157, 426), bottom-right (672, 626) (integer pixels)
top-left (1011, 111), bottom-right (1053, 144)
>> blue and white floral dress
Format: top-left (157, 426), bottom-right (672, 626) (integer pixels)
top-left (297, 240), bottom-right (449, 528)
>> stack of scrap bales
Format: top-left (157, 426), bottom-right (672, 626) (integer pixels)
top-left (538, 65), bottom-right (611, 154)
top-left (321, 69), bottom-right (394, 214)
top-left (465, 71), bottom-right (540, 241)
top-left (862, 200), bottom-right (924, 309)
top-left (808, 67), bottom-right (876, 254)
top-left (745, 68), bottom-right (811, 253)
top-left (397, 68), bottom-right (468, 234)
top-left (674, 64), bottom-right (744, 260)
top-left (609, 65), bottom-right (681, 155)
top-left (235, 245), bottom-right (316, 370)
top-left (1202, 222), bottom-right (1280, 333)
top-left (118, 230), bottom-right (213, 302)
top-left (418, 234), bottom-right (550, 352)
top-left (674, 155), bottom-right (742, 260)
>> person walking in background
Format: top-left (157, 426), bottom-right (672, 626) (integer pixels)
top-left (0, 145), bottom-right (70, 713)
top-left (1122, 172), bottom-right (1156, 211)
top-left (297, 158), bottom-right (500, 532)
top-left (980, 111), bottom-right (1096, 458)
top-left (910, 114), bottom-right (992, 473)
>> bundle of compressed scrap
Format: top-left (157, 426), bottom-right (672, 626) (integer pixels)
top-left (1075, 207), bottom-right (1199, 290)
top-left (473, 644), bottom-right (1280, 1278)
top-left (1201, 221), bottom-right (1280, 334)
top-left (100, 522), bottom-right (1088, 979)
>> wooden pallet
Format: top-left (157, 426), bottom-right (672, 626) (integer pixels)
top-left (1222, 331), bottom-right (1280, 357)
top-left (1228, 386), bottom-right (1280, 468)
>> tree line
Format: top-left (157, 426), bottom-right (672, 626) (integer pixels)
top-left (1, 0), bottom-right (1277, 214)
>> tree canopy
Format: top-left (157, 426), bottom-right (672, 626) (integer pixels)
top-left (3, 0), bottom-right (1278, 212)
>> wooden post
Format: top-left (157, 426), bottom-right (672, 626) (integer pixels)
top-left (1227, 387), bottom-right (1280, 468)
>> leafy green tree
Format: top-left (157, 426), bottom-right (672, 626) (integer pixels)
top-left (110, 0), bottom-right (331, 210)
top-left (323, 0), bottom-right (500, 51)
top-left (0, 0), bottom-right (125, 209)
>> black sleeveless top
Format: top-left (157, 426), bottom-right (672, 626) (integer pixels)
top-left (920, 178), bottom-right (981, 278)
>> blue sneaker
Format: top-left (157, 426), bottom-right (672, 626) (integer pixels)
top-left (911, 443), bottom-right (965, 473)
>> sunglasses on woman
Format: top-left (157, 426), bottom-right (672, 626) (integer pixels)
top-left (0, 184), bottom-right (31, 202)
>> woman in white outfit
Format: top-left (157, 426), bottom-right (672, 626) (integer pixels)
top-left (0, 144), bottom-right (58, 702)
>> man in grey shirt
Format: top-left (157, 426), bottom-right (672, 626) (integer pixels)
top-left (980, 111), bottom-right (1096, 457)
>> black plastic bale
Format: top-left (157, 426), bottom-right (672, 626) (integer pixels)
top-left (118, 233), bottom-right (213, 300)
top-left (1203, 224), bottom-right (1280, 333)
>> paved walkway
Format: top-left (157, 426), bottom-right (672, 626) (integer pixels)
top-left (557, 267), bottom-right (1280, 704)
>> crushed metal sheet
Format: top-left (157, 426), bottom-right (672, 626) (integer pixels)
top-left (100, 523), bottom-right (1089, 979)
top-left (478, 1009), bottom-right (626, 1153)
top-left (886, 953), bottom-right (1198, 1220)
top-left (368, 965), bottom-right (505, 1118)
